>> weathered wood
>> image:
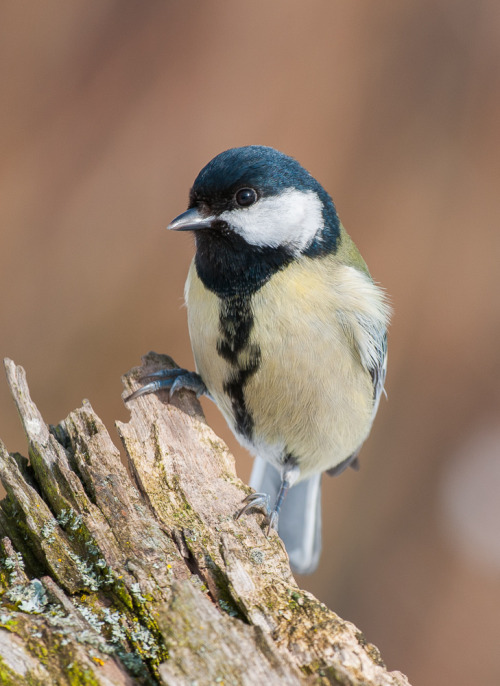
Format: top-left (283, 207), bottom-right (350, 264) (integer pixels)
top-left (0, 354), bottom-right (410, 685)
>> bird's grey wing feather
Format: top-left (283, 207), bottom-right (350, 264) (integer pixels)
top-left (326, 448), bottom-right (361, 477)
top-left (249, 456), bottom-right (322, 575)
top-left (369, 330), bottom-right (388, 416)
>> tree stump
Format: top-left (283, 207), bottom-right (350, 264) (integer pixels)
top-left (0, 353), bottom-right (410, 686)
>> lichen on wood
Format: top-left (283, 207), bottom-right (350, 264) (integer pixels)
top-left (0, 354), bottom-right (411, 685)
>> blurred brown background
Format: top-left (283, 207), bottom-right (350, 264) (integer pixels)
top-left (1, 2), bottom-right (500, 684)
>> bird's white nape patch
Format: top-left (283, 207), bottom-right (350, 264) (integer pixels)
top-left (219, 189), bottom-right (324, 252)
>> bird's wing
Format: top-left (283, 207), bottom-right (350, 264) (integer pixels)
top-left (326, 448), bottom-right (360, 476)
top-left (326, 318), bottom-right (388, 479)
top-left (369, 329), bottom-right (388, 418)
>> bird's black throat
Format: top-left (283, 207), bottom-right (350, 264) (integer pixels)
top-left (194, 223), bottom-right (291, 441)
top-left (194, 222), bottom-right (294, 298)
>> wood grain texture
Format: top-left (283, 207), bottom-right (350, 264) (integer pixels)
top-left (0, 354), bottom-right (410, 685)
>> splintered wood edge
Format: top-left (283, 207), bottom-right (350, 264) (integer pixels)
top-left (0, 357), bottom-right (411, 686)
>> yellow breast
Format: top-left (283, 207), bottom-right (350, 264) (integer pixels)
top-left (185, 252), bottom-right (386, 480)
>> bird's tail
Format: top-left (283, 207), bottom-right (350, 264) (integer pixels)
top-left (249, 456), bottom-right (322, 574)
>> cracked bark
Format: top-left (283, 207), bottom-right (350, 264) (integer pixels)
top-left (0, 353), bottom-right (411, 686)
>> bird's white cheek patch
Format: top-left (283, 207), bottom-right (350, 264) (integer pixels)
top-left (220, 189), bottom-right (324, 252)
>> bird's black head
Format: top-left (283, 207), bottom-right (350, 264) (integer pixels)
top-left (169, 146), bottom-right (340, 297)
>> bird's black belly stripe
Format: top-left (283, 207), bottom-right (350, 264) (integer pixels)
top-left (217, 295), bottom-right (261, 439)
top-left (222, 350), bottom-right (260, 439)
top-left (217, 295), bottom-right (254, 363)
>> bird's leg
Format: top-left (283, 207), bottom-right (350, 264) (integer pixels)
top-left (237, 462), bottom-right (300, 535)
top-left (125, 367), bottom-right (208, 403)
top-left (267, 470), bottom-right (293, 533)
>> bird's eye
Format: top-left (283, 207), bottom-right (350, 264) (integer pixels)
top-left (235, 188), bottom-right (257, 207)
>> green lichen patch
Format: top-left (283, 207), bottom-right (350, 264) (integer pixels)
top-left (0, 654), bottom-right (26, 686)
top-left (65, 661), bottom-right (101, 686)
top-left (5, 579), bottom-right (48, 614)
top-left (40, 518), bottom-right (57, 544)
top-left (57, 508), bottom-right (85, 532)
top-left (0, 549), bottom-right (26, 588)
top-left (74, 590), bottom-right (168, 683)
top-left (0, 612), bottom-right (18, 630)
top-left (249, 548), bottom-right (265, 565)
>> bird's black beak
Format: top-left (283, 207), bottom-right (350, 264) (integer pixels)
top-left (167, 207), bottom-right (214, 232)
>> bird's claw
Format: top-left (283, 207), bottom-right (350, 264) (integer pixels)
top-left (237, 492), bottom-right (280, 535)
top-left (168, 372), bottom-right (206, 399)
top-left (237, 492), bottom-right (270, 518)
top-left (267, 509), bottom-right (279, 535)
top-left (125, 368), bottom-right (207, 403)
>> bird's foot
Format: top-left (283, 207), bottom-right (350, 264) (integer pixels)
top-left (237, 463), bottom-right (299, 535)
top-left (237, 492), bottom-right (280, 535)
top-left (237, 492), bottom-right (271, 518)
top-left (125, 368), bottom-right (207, 403)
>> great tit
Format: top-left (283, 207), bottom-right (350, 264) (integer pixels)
top-left (128, 146), bottom-right (390, 574)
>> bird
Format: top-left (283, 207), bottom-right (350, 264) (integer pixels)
top-left (127, 145), bottom-right (390, 574)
